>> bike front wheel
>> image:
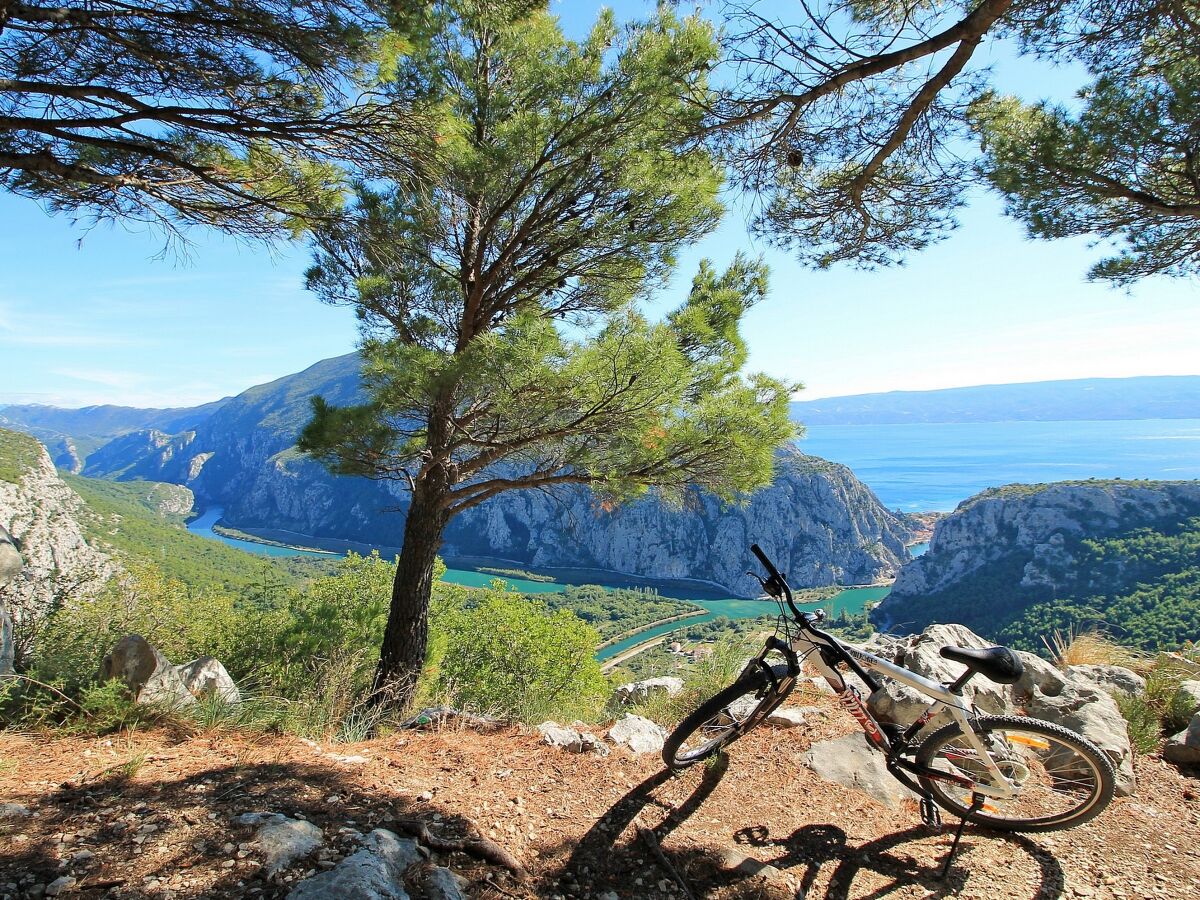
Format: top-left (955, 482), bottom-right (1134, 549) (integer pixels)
top-left (661, 664), bottom-right (789, 770)
top-left (916, 715), bottom-right (1115, 832)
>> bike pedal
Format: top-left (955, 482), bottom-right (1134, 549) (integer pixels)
top-left (920, 798), bottom-right (943, 832)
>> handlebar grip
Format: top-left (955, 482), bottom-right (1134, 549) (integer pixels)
top-left (750, 543), bottom-right (781, 578)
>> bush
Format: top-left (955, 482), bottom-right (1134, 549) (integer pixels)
top-left (423, 583), bottom-right (609, 724)
top-left (1115, 658), bottom-right (1199, 754)
top-left (30, 560), bottom-right (267, 692)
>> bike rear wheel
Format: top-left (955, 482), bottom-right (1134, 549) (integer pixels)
top-left (662, 664), bottom-right (789, 770)
top-left (916, 715), bottom-right (1115, 832)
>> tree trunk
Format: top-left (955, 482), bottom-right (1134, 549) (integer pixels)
top-left (373, 484), bottom-right (449, 708)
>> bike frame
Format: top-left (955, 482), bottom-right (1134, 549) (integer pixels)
top-left (754, 623), bottom-right (1018, 801)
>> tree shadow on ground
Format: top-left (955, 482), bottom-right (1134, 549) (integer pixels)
top-left (552, 753), bottom-right (1066, 899)
top-left (0, 752), bottom-right (493, 899)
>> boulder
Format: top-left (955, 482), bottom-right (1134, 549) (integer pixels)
top-left (863, 624), bottom-right (1014, 732)
top-left (801, 732), bottom-right (915, 808)
top-left (537, 721), bottom-right (608, 755)
top-left (1013, 651), bottom-right (1068, 700)
top-left (612, 676), bottom-right (684, 705)
top-left (287, 829), bottom-right (419, 900)
top-left (99, 635), bottom-right (194, 707)
top-left (1068, 664), bottom-right (1146, 697)
top-left (1177, 680), bottom-right (1200, 716)
top-left (177, 656), bottom-right (240, 703)
top-left (1025, 681), bottom-right (1136, 796)
top-left (607, 714), bottom-right (667, 755)
top-left (1163, 713), bottom-right (1200, 766)
top-left (422, 866), bottom-right (468, 900)
top-left (232, 812), bottom-right (324, 876)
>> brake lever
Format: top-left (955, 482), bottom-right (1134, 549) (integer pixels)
top-left (747, 570), bottom-right (783, 599)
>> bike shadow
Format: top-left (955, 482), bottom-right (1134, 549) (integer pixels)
top-left (555, 755), bottom-right (1066, 899)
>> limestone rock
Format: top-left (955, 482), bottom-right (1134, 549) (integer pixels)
top-left (1013, 651), bottom-right (1068, 700)
top-left (863, 624), bottom-right (1014, 732)
top-left (232, 812), bottom-right (324, 875)
top-left (1177, 680), bottom-right (1200, 716)
top-left (764, 707), bottom-right (809, 728)
top-left (717, 847), bottom-right (784, 881)
top-left (177, 656), bottom-right (240, 703)
top-left (882, 480), bottom-right (1200, 632)
top-left (607, 714), bottom-right (667, 755)
top-left (423, 866), bottom-right (468, 900)
top-left (1026, 681), bottom-right (1135, 796)
top-left (0, 802), bottom-right (31, 820)
top-left (44, 877), bottom-right (75, 897)
top-left (0, 432), bottom-right (113, 674)
top-left (287, 829), bottom-right (419, 900)
top-left (1067, 664), bottom-right (1146, 697)
top-left (99, 635), bottom-right (194, 708)
top-left (538, 721), bottom-right (608, 755)
top-left (1163, 713), bottom-right (1200, 766)
top-left (612, 677), bottom-right (683, 705)
top-left (801, 732), bottom-right (915, 808)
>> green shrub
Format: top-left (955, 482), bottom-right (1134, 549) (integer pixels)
top-left (1, 676), bottom-right (178, 735)
top-left (1115, 659), bottom-right (1199, 754)
top-left (1116, 692), bottom-right (1163, 755)
top-left (423, 584), bottom-right (609, 724)
top-left (31, 560), bottom-right (269, 692)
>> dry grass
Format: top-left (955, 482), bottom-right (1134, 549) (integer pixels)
top-left (1043, 627), bottom-right (1146, 671)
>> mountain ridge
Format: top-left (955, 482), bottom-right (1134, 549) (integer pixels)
top-left (4, 355), bottom-right (915, 596)
top-left (791, 375), bottom-right (1200, 424)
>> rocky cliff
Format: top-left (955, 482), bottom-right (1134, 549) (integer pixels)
top-left (0, 429), bottom-right (113, 673)
top-left (49, 355), bottom-right (914, 595)
top-left (878, 480), bottom-right (1200, 646)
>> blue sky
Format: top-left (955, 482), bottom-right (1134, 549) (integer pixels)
top-left (1, 1), bottom-right (1197, 409)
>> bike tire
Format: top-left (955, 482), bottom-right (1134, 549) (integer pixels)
top-left (662, 664), bottom-right (790, 770)
top-left (916, 714), bottom-right (1115, 832)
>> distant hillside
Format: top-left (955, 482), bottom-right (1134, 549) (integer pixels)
top-left (0, 397), bottom-right (229, 471)
top-left (6, 354), bottom-right (915, 595)
top-left (879, 480), bottom-right (1200, 650)
top-left (791, 376), bottom-right (1200, 425)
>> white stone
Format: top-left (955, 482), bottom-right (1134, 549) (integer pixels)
top-left (764, 707), bottom-right (808, 728)
top-left (1026, 681), bottom-right (1135, 796)
top-left (801, 732), bottom-right (915, 808)
top-left (537, 721), bottom-right (607, 755)
top-left (1177, 680), bottom-right (1200, 716)
top-left (607, 714), bottom-right (667, 755)
top-left (287, 829), bottom-right (419, 900)
top-left (177, 656), bottom-right (240, 703)
top-left (0, 802), bottom-right (31, 820)
top-left (1164, 713), bottom-right (1200, 766)
top-left (1068, 664), bottom-right (1146, 697)
top-left (233, 812), bottom-right (324, 875)
top-left (45, 877), bottom-right (75, 897)
top-left (612, 677), bottom-right (684, 705)
top-left (100, 635), bottom-right (194, 708)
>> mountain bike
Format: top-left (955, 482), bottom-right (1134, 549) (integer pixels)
top-left (662, 544), bottom-right (1115, 875)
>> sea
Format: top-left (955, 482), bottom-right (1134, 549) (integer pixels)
top-left (798, 418), bottom-right (1200, 512)
top-left (187, 418), bottom-right (1200, 653)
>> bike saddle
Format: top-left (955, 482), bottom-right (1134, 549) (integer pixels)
top-left (940, 645), bottom-right (1024, 685)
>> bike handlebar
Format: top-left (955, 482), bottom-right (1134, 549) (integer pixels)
top-left (750, 543), bottom-right (781, 580)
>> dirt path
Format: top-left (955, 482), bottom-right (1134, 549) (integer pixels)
top-left (601, 637), bottom-right (667, 672)
top-left (1, 705), bottom-right (1198, 899)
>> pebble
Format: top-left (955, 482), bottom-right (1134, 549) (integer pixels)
top-left (45, 877), bottom-right (75, 897)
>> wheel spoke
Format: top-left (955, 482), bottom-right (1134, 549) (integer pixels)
top-left (923, 723), bottom-right (1107, 828)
